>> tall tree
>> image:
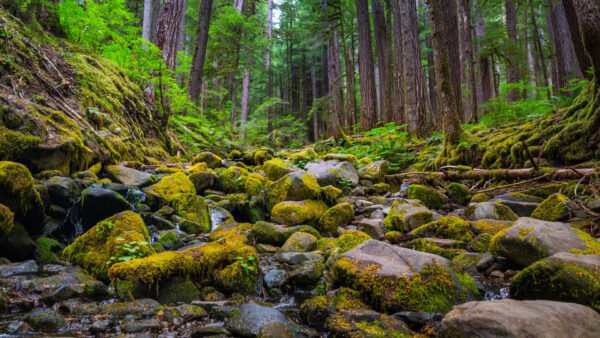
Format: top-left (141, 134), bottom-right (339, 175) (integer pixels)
top-left (323, 0), bottom-right (344, 139)
top-left (505, 0), bottom-right (520, 102)
top-left (155, 0), bottom-right (186, 70)
top-left (355, 0), bottom-right (378, 130)
top-left (266, 0), bottom-right (274, 133)
top-left (400, 0), bottom-right (429, 135)
top-left (426, 0), bottom-right (464, 157)
top-left (461, 0), bottom-right (478, 122)
top-left (371, 0), bottom-right (393, 123)
top-left (391, 0), bottom-right (405, 124)
top-left (442, 0), bottom-right (463, 119)
top-left (562, 0), bottom-right (592, 78)
top-left (143, 0), bottom-right (152, 42)
top-left (312, 53), bottom-right (319, 141)
top-left (547, 0), bottom-right (583, 92)
top-left (188, 0), bottom-right (214, 104)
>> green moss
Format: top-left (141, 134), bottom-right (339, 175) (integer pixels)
top-left (383, 200), bottom-right (433, 233)
top-left (316, 237), bottom-right (337, 256)
top-left (192, 152), bottom-right (222, 168)
top-left (471, 219), bottom-right (513, 235)
top-left (35, 237), bottom-right (64, 264)
top-left (170, 193), bottom-right (210, 233)
top-left (229, 150), bottom-right (242, 159)
top-left (569, 229), bottom-right (600, 255)
top-left (144, 172), bottom-right (196, 207)
top-left (300, 288), bottom-right (369, 329)
top-left (331, 258), bottom-right (477, 313)
top-left (384, 231), bottom-right (405, 244)
top-left (401, 238), bottom-right (467, 259)
top-left (270, 200), bottom-right (328, 226)
top-left (244, 173), bottom-right (272, 196)
top-left (0, 161), bottom-right (45, 232)
top-left (446, 183), bottom-right (472, 205)
top-left (471, 233), bottom-right (493, 253)
top-left (452, 252), bottom-right (482, 270)
top-left (511, 258), bottom-right (600, 311)
top-left (219, 166), bottom-right (249, 193)
top-left (215, 259), bottom-right (259, 294)
top-left (291, 147), bottom-right (317, 163)
top-left (262, 158), bottom-right (296, 181)
top-left (63, 211), bottom-right (155, 281)
top-left (470, 192), bottom-right (490, 203)
top-left (252, 149), bottom-right (273, 165)
top-left (406, 184), bottom-right (448, 209)
top-left (411, 216), bottom-right (473, 242)
top-left (530, 193), bottom-right (572, 221)
top-left (336, 230), bottom-right (371, 253)
top-left (236, 221), bottom-right (321, 246)
top-left (323, 154), bottom-right (357, 162)
top-left (157, 231), bottom-right (180, 248)
top-left (318, 202), bottom-right (354, 236)
top-left (0, 203), bottom-right (14, 234)
top-left (266, 172), bottom-right (322, 208)
top-left (0, 126), bottom-right (42, 161)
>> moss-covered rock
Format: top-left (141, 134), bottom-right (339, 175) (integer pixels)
top-left (157, 231), bottom-right (183, 250)
top-left (192, 152), bottom-right (223, 168)
top-left (170, 193), bottom-right (210, 233)
top-left (144, 172), bottom-right (196, 209)
top-left (489, 217), bottom-right (600, 267)
top-left (189, 170), bottom-right (219, 194)
top-left (270, 200), bottom-right (328, 226)
top-left (0, 222), bottom-right (36, 261)
top-left (35, 237), bottom-right (64, 264)
top-left (384, 230), bottom-right (405, 244)
top-left (291, 147), bottom-right (317, 163)
top-left (331, 240), bottom-right (478, 313)
top-left (0, 203), bottom-right (14, 235)
top-left (465, 201), bottom-right (519, 221)
top-left (278, 232), bottom-right (318, 253)
top-left (406, 184), bottom-right (448, 209)
top-left (470, 233), bottom-right (493, 253)
top-left (63, 211), bottom-right (155, 281)
top-left (336, 230), bottom-right (372, 253)
top-left (410, 216), bottom-right (474, 242)
top-left (300, 288), bottom-right (369, 329)
top-left (244, 173), bottom-right (272, 196)
top-left (215, 258), bottom-right (259, 294)
top-left (327, 309), bottom-right (415, 337)
top-left (262, 158), bottom-right (298, 181)
top-left (253, 149), bottom-right (273, 165)
top-left (318, 202), bottom-right (354, 236)
top-left (218, 166), bottom-right (249, 193)
top-left (470, 192), bottom-right (490, 203)
top-left (511, 252), bottom-right (600, 311)
top-left (0, 161), bottom-right (45, 233)
top-left (357, 160), bottom-right (389, 183)
top-left (447, 183), bottom-right (472, 205)
top-left (401, 238), bottom-right (467, 259)
top-left (323, 154), bottom-right (357, 162)
top-left (320, 185), bottom-right (343, 205)
top-left (382, 199), bottom-right (433, 233)
top-left (267, 172), bottom-right (322, 208)
top-left (471, 219), bottom-right (514, 235)
top-left (452, 252), bottom-right (483, 270)
top-left (106, 165), bottom-right (156, 187)
top-left (236, 221), bottom-right (321, 246)
top-left (530, 193), bottom-right (574, 221)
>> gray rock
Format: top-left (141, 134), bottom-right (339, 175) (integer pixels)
top-left (44, 176), bottom-right (80, 208)
top-left (42, 284), bottom-right (83, 304)
top-left (90, 320), bottom-right (110, 333)
top-left (106, 165), bottom-right (156, 187)
top-left (289, 260), bottom-right (325, 287)
top-left (491, 217), bottom-right (590, 267)
top-left (263, 269), bottom-right (288, 289)
top-left (276, 251), bottom-right (324, 265)
top-left (83, 280), bottom-right (110, 300)
top-left (357, 160), bottom-right (389, 183)
top-left (587, 198), bottom-right (600, 212)
top-left (356, 218), bottom-right (385, 240)
top-left (492, 193), bottom-right (542, 217)
top-left (475, 252), bottom-right (495, 271)
top-left (157, 276), bottom-right (202, 304)
top-left (306, 160), bottom-right (359, 187)
top-left (440, 299), bottom-right (600, 337)
top-left (351, 187), bottom-right (365, 196)
top-left (465, 201), bottom-right (519, 221)
top-left (278, 231), bottom-right (318, 253)
top-left (77, 187), bottom-right (131, 230)
top-left (0, 260), bottom-right (38, 278)
top-left (226, 304), bottom-right (309, 337)
top-left (23, 308), bottom-right (66, 332)
top-left (121, 319), bottom-right (160, 333)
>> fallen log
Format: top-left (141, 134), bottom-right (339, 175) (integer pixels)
top-left (120, 161), bottom-right (192, 170)
top-left (386, 167), bottom-right (598, 186)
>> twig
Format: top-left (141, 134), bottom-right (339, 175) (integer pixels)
top-left (522, 141), bottom-right (539, 171)
top-left (574, 175), bottom-right (587, 197)
top-left (537, 140), bottom-right (547, 165)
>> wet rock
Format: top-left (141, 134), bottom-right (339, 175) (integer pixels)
top-left (258, 321), bottom-right (292, 338)
top-left (5, 320), bottom-right (31, 334)
top-left (466, 201), bottom-right (519, 221)
top-left (157, 276), bottom-right (202, 304)
top-left (0, 260), bottom-right (38, 278)
top-left (263, 269), bottom-right (288, 289)
top-left (357, 160), bottom-right (389, 183)
top-left (34, 237), bottom-right (63, 264)
top-left (278, 232), bottom-right (318, 253)
top-left (0, 223), bottom-right (36, 261)
top-left (492, 193), bottom-right (542, 216)
top-left (121, 319), bottom-right (161, 333)
top-left (164, 304), bottom-right (208, 322)
top-left (406, 184), bottom-right (448, 209)
top-left (266, 172), bottom-right (321, 208)
top-left (23, 308), bottom-right (66, 332)
top-left (41, 284), bottom-right (82, 304)
top-left (440, 299), bottom-right (600, 337)
top-left (192, 152), bottom-right (223, 168)
top-left (101, 298), bottom-right (161, 317)
top-left (489, 217), bottom-right (598, 267)
top-left (392, 311), bottom-right (444, 333)
top-left (446, 183), bottom-right (472, 206)
top-left (306, 160), bottom-right (359, 187)
top-left (44, 176), bottom-right (80, 208)
top-left (383, 199), bottom-right (433, 232)
top-left (144, 213), bottom-right (176, 230)
top-left (226, 303), bottom-right (309, 337)
top-left (511, 252), bottom-right (600, 311)
top-left (475, 252), bottom-right (495, 271)
top-left (77, 186), bottom-right (132, 230)
top-left (157, 231), bottom-right (184, 250)
top-left (90, 319), bottom-right (111, 333)
top-left (331, 240), bottom-right (478, 313)
top-left (57, 299), bottom-right (100, 316)
top-left (83, 280), bottom-right (110, 300)
top-left (289, 260), bottom-right (325, 287)
top-left (328, 309), bottom-right (413, 337)
top-left (276, 251), bottom-right (324, 265)
top-left (106, 164), bottom-right (157, 187)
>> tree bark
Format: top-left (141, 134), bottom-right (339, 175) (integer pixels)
top-left (187, 0), bottom-right (214, 104)
top-left (401, 0), bottom-right (429, 136)
top-left (426, 0), bottom-right (464, 149)
top-left (323, 0), bottom-right (344, 139)
top-left (267, 0), bottom-right (274, 133)
top-left (391, 0), bottom-right (405, 124)
top-left (442, 0), bottom-right (463, 119)
top-left (355, 0), bottom-right (378, 130)
top-left (312, 53), bottom-right (319, 142)
top-left (371, 0), bottom-right (393, 123)
top-left (461, 0), bottom-right (478, 122)
top-left (143, 0), bottom-right (152, 42)
top-left (151, 0), bottom-right (161, 43)
top-left (505, 0), bottom-right (520, 102)
top-left (155, 0), bottom-right (186, 70)
top-left (572, 0), bottom-right (600, 80)
top-left (562, 0), bottom-right (592, 78)
top-left (548, 0), bottom-right (584, 92)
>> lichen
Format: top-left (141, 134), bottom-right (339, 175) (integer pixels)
top-left (401, 238), bottom-right (467, 259)
top-left (218, 166), bottom-right (249, 193)
top-left (0, 203), bottom-right (14, 234)
top-left (170, 193), bottom-right (210, 233)
top-left (35, 237), bottom-right (64, 264)
top-left (446, 183), bottom-right (471, 205)
top-left (0, 161), bottom-right (45, 233)
top-left (262, 158), bottom-right (295, 181)
top-left (244, 173), bottom-right (272, 196)
top-left (471, 219), bottom-right (513, 235)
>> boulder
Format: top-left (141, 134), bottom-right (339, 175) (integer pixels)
top-left (0, 260), bottom-right (38, 278)
top-left (240, 221), bottom-right (321, 246)
top-left (170, 193), bottom-right (211, 233)
top-left (278, 232), bottom-right (318, 253)
top-left (0, 223), bottom-right (36, 261)
top-left (77, 187), bottom-right (131, 231)
top-left (262, 159), bottom-right (299, 181)
top-left (356, 218), bottom-right (385, 240)
top-left (289, 260), bottom-right (325, 287)
top-left (511, 252), bottom-right (600, 311)
top-left (357, 160), bottom-right (389, 183)
top-left (492, 192), bottom-right (542, 216)
top-left (406, 185), bottom-right (448, 209)
top-left (270, 200), bottom-right (328, 226)
top-left (446, 183), bottom-right (472, 206)
top-left (323, 153), bottom-right (356, 162)
top-left (440, 299), bottom-right (600, 337)
top-left (465, 201), bottom-right (518, 221)
top-left (530, 193), bottom-right (575, 221)
top-left (410, 216), bottom-right (473, 242)
top-left (226, 304), bottom-right (309, 337)
top-left (156, 276), bottom-right (202, 304)
top-left (290, 147), bottom-right (317, 163)
top-left (106, 165), bottom-right (156, 187)
top-left (144, 172), bottom-right (196, 209)
top-left (401, 238), bottom-right (467, 259)
top-left (305, 160), bottom-right (359, 187)
top-left (189, 170), bottom-right (219, 194)
top-left (489, 217), bottom-right (600, 267)
top-left (327, 309), bottom-right (414, 337)
top-left (383, 199), bottom-right (433, 232)
top-left (23, 308), bottom-right (66, 332)
top-left (0, 161), bottom-right (45, 234)
top-left (218, 166), bottom-right (249, 193)
top-left (44, 176), bottom-right (80, 208)
top-left (331, 240), bottom-right (478, 313)
top-left (192, 151), bottom-right (223, 168)
top-left (470, 219), bottom-right (513, 235)
top-left (267, 172), bottom-right (321, 208)
top-left (335, 230), bottom-right (372, 253)
top-left (318, 202), bottom-right (354, 236)
top-left (63, 211), bottom-right (155, 281)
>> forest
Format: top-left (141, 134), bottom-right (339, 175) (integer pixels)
top-left (1, 0), bottom-right (600, 336)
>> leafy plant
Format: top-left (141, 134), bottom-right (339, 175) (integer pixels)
top-left (106, 239), bottom-right (149, 267)
top-left (236, 255), bottom-right (256, 272)
top-left (337, 178), bottom-right (353, 189)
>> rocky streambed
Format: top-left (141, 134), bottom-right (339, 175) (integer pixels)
top-left (1, 149), bottom-right (600, 337)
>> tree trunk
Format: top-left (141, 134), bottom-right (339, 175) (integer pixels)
top-left (426, 0), bottom-right (464, 154)
top-left (441, 0), bottom-right (463, 119)
top-left (151, 0), bottom-right (161, 43)
top-left (391, 0), bottom-right (405, 124)
top-left (240, 69), bottom-right (250, 140)
top-left (155, 0), bottom-right (186, 70)
top-left (323, 0), bottom-right (344, 139)
top-left (476, 8), bottom-right (493, 106)
top-left (505, 0), bottom-right (520, 102)
top-left (312, 53), bottom-right (319, 142)
top-left (177, 0), bottom-right (187, 53)
top-left (573, 0), bottom-right (600, 80)
top-left (371, 0), bottom-right (393, 123)
top-left (345, 45), bottom-right (358, 130)
top-left (562, 0), bottom-right (592, 78)
top-left (462, 0), bottom-right (478, 122)
top-left (401, 0), bottom-right (429, 136)
top-left (548, 0), bottom-right (583, 93)
top-left (143, 0), bottom-right (152, 42)
top-left (355, 0), bottom-right (378, 130)
top-left (530, 1), bottom-right (550, 91)
top-left (187, 0), bottom-right (214, 104)
top-left (267, 0), bottom-right (274, 133)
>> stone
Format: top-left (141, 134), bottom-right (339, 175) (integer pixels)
top-left (262, 159), bottom-right (300, 181)
top-left (258, 321), bottom-right (292, 338)
top-left (410, 216), bottom-right (473, 242)
top-left (83, 280), bottom-right (110, 300)
top-left (41, 284), bottom-right (83, 304)
top-left (278, 231), bottom-right (318, 253)
top-left (77, 186), bottom-right (131, 231)
top-left (446, 183), bottom-right (472, 206)
top-left (90, 320), bottom-right (110, 333)
top-left (101, 298), bottom-right (160, 317)
top-left (121, 319), bottom-right (161, 333)
top-left (511, 252), bottom-right (600, 311)
top-left (106, 165), bottom-right (157, 187)
top-left (226, 304), bottom-right (309, 337)
top-left (357, 160), bottom-right (389, 183)
top-left (266, 172), bottom-right (322, 208)
top-left (189, 170), bottom-right (219, 194)
top-left (465, 201), bottom-right (518, 221)
top-left (44, 176), bottom-right (80, 208)
top-left (144, 172), bottom-right (196, 209)
top-left (356, 218), bottom-right (385, 240)
top-left (170, 193), bottom-right (211, 233)
top-left (0, 223), bottom-right (36, 261)
top-left (0, 260), bottom-right (38, 278)
top-left (192, 152), bottom-right (223, 168)
top-left (489, 217), bottom-right (599, 267)
top-left (492, 193), bottom-right (542, 216)
top-left (157, 276), bottom-right (202, 304)
top-left (406, 184), bottom-right (448, 209)
top-left (23, 308), bottom-right (66, 332)
top-left (328, 309), bottom-right (413, 337)
top-left (530, 193), bottom-right (575, 221)
top-left (318, 202), bottom-right (354, 236)
top-left (157, 231), bottom-right (184, 250)
top-left (276, 251), bottom-right (324, 265)
top-left (306, 160), bottom-right (359, 187)
top-left (270, 200), bottom-right (328, 226)
top-left (264, 269), bottom-right (288, 289)
top-left (331, 240), bottom-right (478, 313)
top-left (440, 299), bottom-right (600, 337)
top-left (288, 260), bottom-right (325, 287)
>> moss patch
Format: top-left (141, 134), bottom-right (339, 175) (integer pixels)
top-left (318, 202), bottom-right (354, 236)
top-left (530, 193), bottom-right (573, 221)
top-left (406, 184), bottom-right (448, 209)
top-left (411, 216), bottom-right (473, 242)
top-left (336, 230), bottom-right (372, 253)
